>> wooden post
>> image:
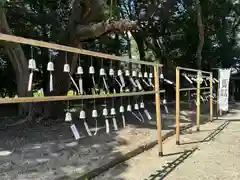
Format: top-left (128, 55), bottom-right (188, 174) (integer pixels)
top-left (196, 71), bottom-right (201, 131)
top-left (210, 73), bottom-right (213, 122)
top-left (176, 67), bottom-right (180, 145)
top-left (154, 64), bottom-right (163, 156)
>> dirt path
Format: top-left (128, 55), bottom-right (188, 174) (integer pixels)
top-left (94, 109), bottom-right (240, 180)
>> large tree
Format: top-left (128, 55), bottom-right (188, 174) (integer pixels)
top-left (1, 0), bottom-right (240, 124)
top-left (1, 0), bottom-right (137, 122)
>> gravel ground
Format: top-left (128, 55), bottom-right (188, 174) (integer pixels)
top-left (0, 101), bottom-right (222, 180)
top-left (0, 105), bottom-right (195, 180)
top-left (94, 109), bottom-right (240, 180)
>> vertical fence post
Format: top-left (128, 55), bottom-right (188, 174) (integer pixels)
top-left (154, 64), bottom-right (163, 156)
top-left (196, 71), bottom-right (201, 131)
top-left (210, 72), bottom-right (213, 122)
top-left (176, 67), bottom-right (180, 145)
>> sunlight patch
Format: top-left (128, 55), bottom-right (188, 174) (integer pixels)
top-left (0, 150), bottom-right (12, 156)
top-left (65, 142), bottom-right (78, 147)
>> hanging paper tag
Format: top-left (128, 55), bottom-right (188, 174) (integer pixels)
top-left (130, 77), bottom-right (137, 87)
top-left (92, 76), bottom-right (96, 87)
top-left (84, 120), bottom-right (92, 136)
top-left (93, 119), bottom-right (98, 136)
top-left (138, 110), bottom-right (145, 123)
top-left (135, 79), bottom-right (143, 91)
top-left (70, 124), bottom-right (80, 140)
top-left (115, 78), bottom-right (122, 87)
top-left (164, 79), bottom-right (173, 85)
top-left (69, 74), bottom-right (80, 94)
top-left (148, 78), bottom-right (154, 87)
top-left (143, 79), bottom-right (150, 87)
top-left (103, 78), bottom-right (109, 93)
top-left (79, 78), bottom-right (83, 95)
top-left (144, 109), bottom-right (152, 120)
top-left (122, 115), bottom-right (126, 128)
top-left (105, 119), bottom-right (110, 134)
top-left (204, 80), bottom-right (208, 86)
top-left (183, 74), bottom-right (193, 84)
top-left (50, 73), bottom-right (53, 92)
top-left (164, 105), bottom-right (169, 114)
top-left (194, 100), bottom-right (198, 106)
top-left (28, 72), bottom-right (33, 91)
top-left (112, 118), bottom-right (118, 131)
top-left (119, 75), bottom-right (126, 87)
top-left (132, 112), bottom-right (142, 122)
top-left (213, 78), bottom-right (219, 83)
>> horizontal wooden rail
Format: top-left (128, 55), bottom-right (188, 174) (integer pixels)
top-left (0, 33), bottom-right (163, 67)
top-left (0, 90), bottom-right (166, 104)
top-left (179, 87), bottom-right (211, 92)
top-left (177, 66), bottom-right (211, 74)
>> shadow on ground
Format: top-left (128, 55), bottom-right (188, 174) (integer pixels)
top-left (145, 147), bottom-right (199, 180)
top-left (0, 101), bottom-right (238, 179)
top-left (145, 118), bottom-right (233, 180)
top-left (180, 120), bottom-right (230, 145)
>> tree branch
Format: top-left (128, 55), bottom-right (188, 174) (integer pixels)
top-left (75, 19), bottom-right (138, 41)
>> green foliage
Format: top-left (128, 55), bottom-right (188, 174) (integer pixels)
top-left (1, 0), bottom-right (240, 96)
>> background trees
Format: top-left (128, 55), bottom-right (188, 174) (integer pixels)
top-left (0, 0), bottom-right (240, 118)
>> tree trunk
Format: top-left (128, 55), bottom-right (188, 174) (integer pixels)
top-left (0, 8), bottom-right (30, 115)
top-left (196, 0), bottom-right (204, 69)
top-left (41, 0), bottom-right (139, 120)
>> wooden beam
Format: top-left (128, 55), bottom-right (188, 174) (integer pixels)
top-left (177, 66), bottom-right (211, 74)
top-left (0, 90), bottom-right (166, 104)
top-left (0, 33), bottom-right (163, 67)
top-left (179, 87), bottom-right (211, 92)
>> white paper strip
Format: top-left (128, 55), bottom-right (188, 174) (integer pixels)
top-left (28, 72), bottom-right (33, 91)
top-left (70, 124), bottom-right (80, 140)
top-left (49, 73), bottom-right (53, 92)
top-left (105, 119), bottom-right (110, 133)
top-left (112, 117), bottom-right (118, 131)
top-left (84, 120), bottom-right (92, 136)
top-left (122, 115), bottom-right (126, 128)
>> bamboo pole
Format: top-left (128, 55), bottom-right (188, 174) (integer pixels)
top-left (177, 66), bottom-right (211, 74)
top-left (0, 90), bottom-right (166, 104)
top-left (154, 64), bottom-right (163, 156)
top-left (210, 73), bottom-right (213, 122)
top-left (179, 87), bottom-right (210, 92)
top-left (175, 67), bottom-right (180, 145)
top-left (0, 33), bottom-right (163, 67)
top-left (196, 71), bottom-right (201, 131)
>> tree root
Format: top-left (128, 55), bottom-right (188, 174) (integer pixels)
top-left (6, 103), bottom-right (35, 127)
top-left (5, 112), bottom-right (33, 127)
